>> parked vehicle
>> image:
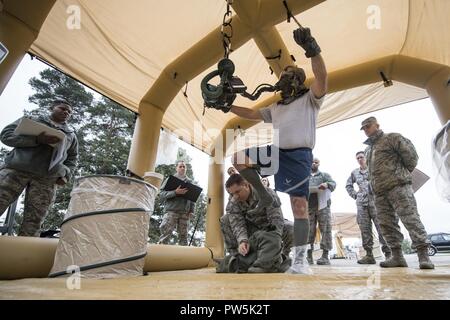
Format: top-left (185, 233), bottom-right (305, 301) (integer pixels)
top-left (427, 233), bottom-right (450, 256)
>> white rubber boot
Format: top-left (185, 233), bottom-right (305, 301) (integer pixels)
top-left (285, 245), bottom-right (313, 275)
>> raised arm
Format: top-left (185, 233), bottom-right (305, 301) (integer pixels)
top-left (310, 54), bottom-right (327, 98)
top-left (293, 27), bottom-right (327, 98)
top-left (230, 105), bottom-right (263, 121)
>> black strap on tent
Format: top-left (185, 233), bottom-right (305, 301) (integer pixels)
top-left (379, 71), bottom-right (393, 87)
top-left (283, 0), bottom-right (293, 23)
top-left (183, 81), bottom-right (189, 97)
top-left (282, 0), bottom-right (305, 29)
top-left (266, 49), bottom-right (282, 60)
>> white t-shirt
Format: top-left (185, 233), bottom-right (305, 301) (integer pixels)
top-left (259, 90), bottom-right (324, 149)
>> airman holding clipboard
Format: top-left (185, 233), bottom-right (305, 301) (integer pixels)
top-left (0, 99), bottom-right (78, 236)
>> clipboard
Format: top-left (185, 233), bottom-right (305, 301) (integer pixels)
top-left (0, 41), bottom-right (8, 64)
top-left (411, 168), bottom-right (430, 193)
top-left (14, 117), bottom-right (65, 147)
top-left (162, 175), bottom-right (203, 202)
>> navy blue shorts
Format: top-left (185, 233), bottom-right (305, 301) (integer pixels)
top-left (245, 145), bottom-right (312, 197)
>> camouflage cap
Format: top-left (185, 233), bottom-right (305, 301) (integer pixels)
top-left (360, 116), bottom-right (378, 130)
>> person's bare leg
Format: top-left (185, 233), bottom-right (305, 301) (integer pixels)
top-left (286, 196), bottom-right (312, 274)
top-left (232, 151), bottom-right (273, 213)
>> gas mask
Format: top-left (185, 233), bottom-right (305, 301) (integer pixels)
top-left (201, 59), bottom-right (308, 112)
top-left (275, 66), bottom-right (309, 105)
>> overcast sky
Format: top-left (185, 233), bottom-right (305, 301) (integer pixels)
top-left (1, 56), bottom-right (449, 238)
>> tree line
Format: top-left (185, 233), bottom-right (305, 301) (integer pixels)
top-left (0, 68), bottom-right (206, 245)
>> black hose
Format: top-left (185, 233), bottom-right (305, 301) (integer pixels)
top-left (241, 84), bottom-right (278, 100)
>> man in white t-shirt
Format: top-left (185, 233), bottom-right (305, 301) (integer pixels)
top-left (228, 27), bottom-right (327, 274)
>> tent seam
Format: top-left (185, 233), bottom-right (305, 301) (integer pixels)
top-left (398, 0), bottom-right (412, 54)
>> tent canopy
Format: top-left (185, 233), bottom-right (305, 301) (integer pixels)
top-left (20, 0), bottom-right (450, 154)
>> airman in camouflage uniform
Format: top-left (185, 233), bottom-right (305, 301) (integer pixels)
top-left (307, 158), bottom-right (336, 265)
top-left (362, 116), bottom-right (434, 269)
top-left (221, 172), bottom-right (293, 258)
top-left (346, 151), bottom-right (391, 264)
top-left (220, 214), bottom-right (293, 258)
top-left (0, 100), bottom-right (78, 236)
top-left (218, 174), bottom-right (286, 273)
top-left (158, 161), bottom-right (196, 246)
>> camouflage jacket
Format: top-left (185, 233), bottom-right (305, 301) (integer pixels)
top-left (159, 174), bottom-right (196, 213)
top-left (226, 186), bottom-right (284, 244)
top-left (1, 116), bottom-right (78, 179)
top-left (364, 130), bottom-right (418, 195)
top-left (346, 167), bottom-right (371, 206)
top-left (308, 171), bottom-right (336, 208)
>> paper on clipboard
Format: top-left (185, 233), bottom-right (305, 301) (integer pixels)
top-left (411, 168), bottom-right (430, 193)
top-left (14, 118), bottom-right (65, 147)
top-left (0, 41), bottom-right (8, 64)
top-left (14, 118), bottom-right (66, 170)
top-left (318, 189), bottom-right (332, 210)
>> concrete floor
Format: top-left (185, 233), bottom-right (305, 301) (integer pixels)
top-left (1, 253), bottom-right (449, 300)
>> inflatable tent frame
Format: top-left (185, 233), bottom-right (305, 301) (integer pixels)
top-left (0, 0), bottom-right (449, 279)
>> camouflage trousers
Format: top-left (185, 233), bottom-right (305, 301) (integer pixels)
top-left (375, 184), bottom-right (429, 250)
top-left (158, 211), bottom-right (190, 245)
top-left (0, 168), bottom-right (56, 237)
top-left (308, 206), bottom-right (333, 251)
top-left (356, 201), bottom-right (391, 254)
top-left (219, 214), bottom-right (293, 257)
top-left (216, 230), bottom-right (282, 273)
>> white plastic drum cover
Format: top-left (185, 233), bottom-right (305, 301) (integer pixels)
top-left (49, 175), bottom-right (157, 278)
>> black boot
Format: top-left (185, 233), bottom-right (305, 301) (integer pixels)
top-left (380, 248), bottom-right (408, 268)
top-left (316, 250), bottom-right (330, 265)
top-left (306, 249), bottom-right (314, 265)
top-left (357, 249), bottom-right (376, 264)
top-left (417, 246), bottom-right (434, 270)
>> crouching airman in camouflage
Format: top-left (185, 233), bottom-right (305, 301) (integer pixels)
top-left (346, 151), bottom-right (391, 264)
top-left (220, 214), bottom-right (293, 259)
top-left (220, 170), bottom-right (293, 261)
top-left (362, 116), bottom-right (434, 269)
top-left (216, 174), bottom-right (288, 273)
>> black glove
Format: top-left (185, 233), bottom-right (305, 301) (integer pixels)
top-left (203, 102), bottom-right (232, 113)
top-left (293, 27), bottom-right (321, 58)
top-left (221, 106), bottom-right (232, 113)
